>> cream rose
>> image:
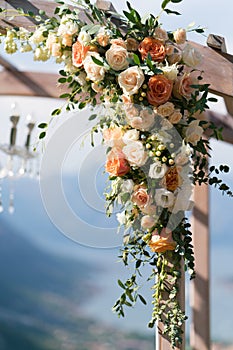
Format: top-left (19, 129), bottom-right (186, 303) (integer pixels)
top-left (182, 43), bottom-right (202, 67)
top-left (110, 38), bottom-right (127, 48)
top-left (156, 102), bottom-right (175, 117)
top-left (128, 109), bottom-right (155, 131)
top-left (161, 63), bottom-right (178, 81)
top-left (154, 27), bottom-right (168, 42)
top-left (118, 66), bottom-right (145, 95)
top-left (149, 161), bottom-right (167, 179)
top-left (185, 120), bottom-right (203, 145)
top-left (173, 28), bottom-right (186, 45)
top-left (122, 141), bottom-right (147, 167)
top-left (141, 215), bottom-right (156, 229)
top-left (122, 129), bottom-right (140, 144)
top-left (168, 110), bottom-right (182, 124)
top-left (78, 30), bottom-right (91, 45)
top-left (83, 53), bottom-right (106, 82)
top-left (105, 45), bottom-right (128, 71)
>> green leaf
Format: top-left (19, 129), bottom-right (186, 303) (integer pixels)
top-left (38, 123), bottom-right (48, 129)
top-left (91, 56), bottom-right (104, 66)
top-left (39, 10), bottom-right (45, 15)
top-left (39, 131), bottom-right (46, 139)
top-left (88, 114), bottom-right (97, 121)
top-left (51, 108), bottom-right (61, 116)
top-left (164, 9), bottom-right (181, 15)
top-left (138, 294), bottom-right (147, 305)
top-left (58, 77), bottom-right (67, 83)
top-left (161, 0), bottom-right (171, 9)
top-left (171, 0), bottom-right (183, 3)
top-left (59, 93), bottom-right (70, 99)
top-left (133, 53), bottom-right (141, 65)
top-left (118, 279), bottom-right (125, 289)
top-left (79, 101), bottom-right (86, 109)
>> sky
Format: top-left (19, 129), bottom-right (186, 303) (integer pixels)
top-left (0, 0), bottom-right (233, 345)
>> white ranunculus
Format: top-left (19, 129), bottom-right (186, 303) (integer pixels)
top-left (154, 188), bottom-right (175, 208)
top-left (78, 30), bottom-right (91, 45)
top-left (122, 141), bottom-right (147, 167)
top-left (30, 28), bottom-right (45, 44)
top-left (161, 63), bottom-right (178, 81)
top-left (116, 211), bottom-right (126, 225)
top-left (118, 66), bottom-right (145, 95)
top-left (185, 120), bottom-right (203, 145)
top-left (122, 129), bottom-right (139, 144)
top-left (149, 161), bottom-right (167, 179)
top-left (182, 43), bottom-right (202, 67)
top-left (121, 179), bottom-right (134, 193)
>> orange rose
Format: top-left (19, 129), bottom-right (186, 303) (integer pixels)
top-left (138, 37), bottom-right (166, 62)
top-left (105, 147), bottom-right (130, 177)
top-left (147, 75), bottom-right (173, 106)
top-left (160, 166), bottom-right (182, 192)
top-left (72, 40), bottom-right (90, 67)
top-left (149, 228), bottom-right (176, 253)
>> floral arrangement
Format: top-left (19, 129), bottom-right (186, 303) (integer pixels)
top-left (1, 0), bottom-right (232, 347)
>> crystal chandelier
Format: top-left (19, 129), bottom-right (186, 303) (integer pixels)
top-left (0, 103), bottom-right (39, 213)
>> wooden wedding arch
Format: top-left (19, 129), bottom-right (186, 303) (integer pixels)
top-left (0, 1), bottom-right (233, 349)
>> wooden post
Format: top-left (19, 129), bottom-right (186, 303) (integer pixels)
top-left (190, 183), bottom-right (210, 350)
top-left (156, 258), bottom-right (185, 350)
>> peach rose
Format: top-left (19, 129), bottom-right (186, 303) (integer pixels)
top-left (105, 45), bottom-right (128, 71)
top-left (118, 66), bottom-right (145, 96)
top-left (173, 28), bottom-right (186, 45)
top-left (102, 126), bottom-right (124, 147)
top-left (149, 228), bottom-right (176, 253)
top-left (97, 33), bottom-right (110, 47)
top-left (168, 110), bottom-right (182, 124)
top-left (105, 147), bottom-right (130, 177)
top-left (141, 215), bottom-right (156, 229)
top-left (154, 27), bottom-right (168, 42)
top-left (138, 37), bottom-right (166, 62)
top-left (132, 185), bottom-right (150, 208)
top-left (110, 38), bottom-right (127, 48)
top-left (156, 102), bottom-right (175, 117)
top-left (147, 75), bottom-right (173, 106)
top-left (185, 120), bottom-right (203, 145)
top-left (62, 34), bottom-right (73, 47)
top-left (173, 72), bottom-right (197, 100)
top-left (125, 37), bottom-right (139, 51)
top-left (72, 40), bottom-right (90, 67)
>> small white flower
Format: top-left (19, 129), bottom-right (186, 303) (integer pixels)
top-left (155, 188), bottom-right (175, 208)
top-left (78, 30), bottom-right (91, 45)
top-left (149, 161), bottom-right (167, 179)
top-left (121, 179), bottom-right (134, 193)
top-left (116, 211), bottom-right (127, 225)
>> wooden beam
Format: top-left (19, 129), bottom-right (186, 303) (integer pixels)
top-left (0, 54), bottom-right (61, 97)
top-left (207, 34), bottom-right (233, 116)
top-left (190, 181), bottom-right (210, 350)
top-left (204, 110), bottom-right (233, 145)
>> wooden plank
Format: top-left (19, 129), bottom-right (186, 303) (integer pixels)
top-left (204, 110), bottom-right (233, 145)
top-left (156, 264), bottom-right (185, 350)
top-left (190, 181), bottom-right (210, 350)
top-left (0, 69), bottom-right (60, 97)
top-left (206, 34), bottom-right (233, 116)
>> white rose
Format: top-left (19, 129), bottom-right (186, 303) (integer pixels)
top-left (106, 45), bottom-right (129, 71)
top-left (74, 71), bottom-right (87, 86)
top-left (161, 63), bottom-right (178, 81)
top-left (58, 16), bottom-right (79, 35)
top-left (185, 120), bottom-right (203, 145)
top-left (118, 66), bottom-right (145, 95)
top-left (30, 28), bottom-right (45, 44)
top-left (149, 161), bottom-right (167, 179)
top-left (122, 141), bottom-right (147, 167)
top-left (121, 179), bottom-right (134, 193)
top-left (141, 215), bottom-right (156, 229)
top-left (83, 53), bottom-right (106, 82)
top-left (51, 42), bottom-right (61, 57)
top-left (116, 211), bottom-right (127, 225)
top-left (78, 30), bottom-right (91, 45)
top-left (33, 47), bottom-right (50, 61)
top-left (182, 43), bottom-right (202, 67)
top-left (154, 188), bottom-right (175, 208)
top-left (122, 129), bottom-right (139, 144)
